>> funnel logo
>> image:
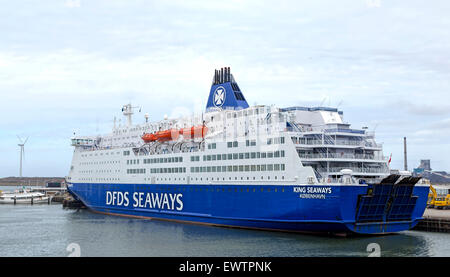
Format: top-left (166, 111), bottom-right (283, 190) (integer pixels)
top-left (213, 86), bottom-right (226, 107)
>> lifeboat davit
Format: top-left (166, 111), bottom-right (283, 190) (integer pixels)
top-left (179, 125), bottom-right (208, 139)
top-left (141, 133), bottom-right (157, 143)
top-left (154, 129), bottom-right (180, 142)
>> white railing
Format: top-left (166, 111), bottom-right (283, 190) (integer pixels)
top-left (298, 153), bottom-right (386, 161)
top-left (320, 167), bottom-right (388, 174)
top-left (293, 139), bottom-right (382, 148)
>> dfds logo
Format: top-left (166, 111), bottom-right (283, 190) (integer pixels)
top-left (213, 86), bottom-right (226, 107)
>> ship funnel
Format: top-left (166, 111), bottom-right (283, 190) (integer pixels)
top-left (206, 67), bottom-right (249, 112)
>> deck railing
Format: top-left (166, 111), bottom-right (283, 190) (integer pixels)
top-left (293, 139), bottom-right (382, 148)
top-left (298, 153), bottom-right (386, 161)
top-left (318, 167), bottom-right (388, 174)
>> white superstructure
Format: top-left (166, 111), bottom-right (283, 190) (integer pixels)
top-left (67, 104), bottom-right (389, 187)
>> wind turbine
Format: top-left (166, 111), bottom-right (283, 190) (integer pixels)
top-left (17, 136), bottom-right (29, 178)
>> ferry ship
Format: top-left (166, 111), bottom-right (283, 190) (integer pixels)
top-left (67, 67), bottom-right (429, 235)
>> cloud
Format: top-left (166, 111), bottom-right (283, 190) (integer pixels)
top-left (1, 0), bottom-right (450, 175)
top-left (65, 0), bottom-right (81, 8)
top-left (393, 100), bottom-right (450, 116)
top-left (366, 0), bottom-right (381, 8)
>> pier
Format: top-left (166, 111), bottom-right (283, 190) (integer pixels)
top-left (30, 187), bottom-right (67, 194)
top-left (413, 209), bottom-right (450, 233)
top-left (30, 186), bottom-right (68, 203)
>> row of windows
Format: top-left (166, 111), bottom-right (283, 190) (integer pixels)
top-left (190, 156), bottom-right (201, 162)
top-left (267, 137), bottom-right (285, 145)
top-left (127, 167), bottom-right (187, 174)
top-left (227, 141), bottom-right (239, 148)
top-left (207, 143), bottom-right (217, 149)
top-left (105, 185), bottom-right (287, 193)
top-left (150, 167), bottom-right (187, 174)
top-left (246, 140), bottom-right (257, 146)
top-left (79, 178), bottom-right (121, 181)
top-left (225, 106), bottom-right (268, 118)
top-left (143, 157), bottom-right (183, 164)
top-left (80, 160), bottom-right (120, 166)
top-left (201, 150), bottom-right (285, 162)
top-left (79, 175), bottom-right (285, 183)
top-left (79, 169), bottom-right (120, 174)
top-left (117, 150), bottom-right (285, 166)
top-left (226, 137), bottom-right (284, 148)
top-left (190, 164), bottom-right (285, 173)
top-left (127, 168), bottom-right (145, 174)
top-left (81, 151), bottom-right (121, 158)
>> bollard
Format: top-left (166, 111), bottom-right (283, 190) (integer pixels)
top-left (31, 196), bottom-right (33, 205)
top-left (14, 196), bottom-right (16, 205)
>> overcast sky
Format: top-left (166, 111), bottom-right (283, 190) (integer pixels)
top-left (1, 0), bottom-right (449, 177)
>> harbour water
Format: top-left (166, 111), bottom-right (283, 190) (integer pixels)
top-left (0, 186), bottom-right (449, 257)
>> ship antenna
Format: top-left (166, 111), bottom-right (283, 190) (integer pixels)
top-left (373, 123), bottom-right (379, 133)
top-left (319, 97), bottom-right (327, 107)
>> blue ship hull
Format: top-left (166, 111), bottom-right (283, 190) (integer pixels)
top-left (67, 178), bottom-right (429, 235)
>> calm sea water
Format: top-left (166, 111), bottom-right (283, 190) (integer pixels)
top-left (0, 186), bottom-right (449, 257)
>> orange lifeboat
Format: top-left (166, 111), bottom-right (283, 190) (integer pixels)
top-left (179, 125), bottom-right (208, 139)
top-left (141, 133), bottom-right (157, 143)
top-left (154, 129), bottom-right (180, 142)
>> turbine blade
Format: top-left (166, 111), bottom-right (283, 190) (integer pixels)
top-left (17, 135), bottom-right (23, 144)
top-left (23, 136), bottom-right (29, 145)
